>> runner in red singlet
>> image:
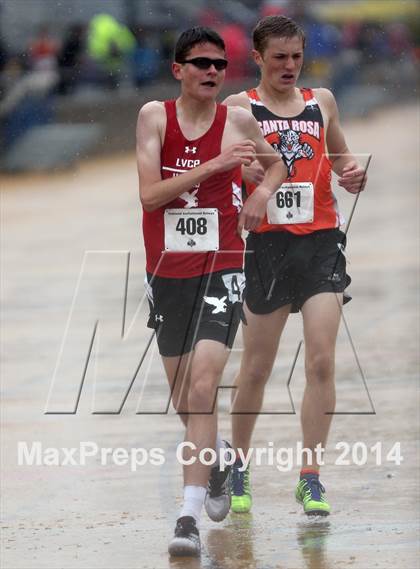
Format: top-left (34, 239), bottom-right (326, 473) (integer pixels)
top-left (136, 27), bottom-right (286, 556)
top-left (223, 15), bottom-right (367, 517)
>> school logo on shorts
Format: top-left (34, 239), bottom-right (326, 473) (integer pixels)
top-left (204, 295), bottom-right (227, 314)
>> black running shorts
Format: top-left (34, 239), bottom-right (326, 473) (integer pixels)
top-left (146, 269), bottom-right (244, 357)
top-left (244, 228), bottom-right (351, 314)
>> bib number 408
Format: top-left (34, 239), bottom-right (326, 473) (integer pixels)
top-left (176, 217), bottom-right (207, 236)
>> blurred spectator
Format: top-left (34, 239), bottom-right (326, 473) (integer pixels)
top-left (217, 0), bottom-right (257, 29)
top-left (56, 23), bottom-right (86, 95)
top-left (298, 11), bottom-right (342, 81)
top-left (197, 5), bottom-right (221, 28)
top-left (160, 29), bottom-right (177, 66)
top-left (0, 37), bottom-right (8, 73)
top-left (341, 21), bottom-right (363, 50)
top-left (331, 46), bottom-right (361, 100)
top-left (287, 1), bottom-right (313, 23)
top-left (357, 23), bottom-right (389, 63)
top-left (28, 24), bottom-right (58, 71)
top-left (131, 28), bottom-right (160, 86)
top-left (0, 54), bottom-right (57, 148)
top-left (260, 0), bottom-right (290, 18)
top-left (87, 13), bottom-right (136, 88)
top-left (310, 23), bottom-right (341, 59)
top-left (218, 20), bottom-right (250, 80)
top-left (387, 22), bottom-right (413, 59)
top-left (0, 37), bottom-right (9, 103)
top-left (197, 4), bottom-right (249, 80)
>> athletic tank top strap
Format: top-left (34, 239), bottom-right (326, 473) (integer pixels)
top-left (163, 100), bottom-right (181, 143)
top-left (212, 103), bottom-right (227, 141)
top-left (164, 99), bottom-right (177, 121)
top-left (301, 88), bottom-right (319, 108)
top-left (301, 87), bottom-right (313, 100)
top-left (247, 88), bottom-right (262, 106)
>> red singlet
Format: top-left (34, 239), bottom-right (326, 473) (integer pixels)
top-left (142, 101), bottom-right (244, 278)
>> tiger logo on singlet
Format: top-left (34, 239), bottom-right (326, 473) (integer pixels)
top-left (280, 130), bottom-right (314, 178)
top-left (265, 129), bottom-right (314, 178)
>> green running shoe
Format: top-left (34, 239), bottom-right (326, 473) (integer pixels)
top-left (295, 475), bottom-right (331, 516)
top-left (231, 461), bottom-right (252, 513)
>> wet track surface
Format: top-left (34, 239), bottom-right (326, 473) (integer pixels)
top-left (1, 104), bottom-right (419, 568)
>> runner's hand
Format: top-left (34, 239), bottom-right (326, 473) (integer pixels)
top-left (338, 161), bottom-right (367, 194)
top-left (237, 186), bottom-right (271, 233)
top-left (242, 160), bottom-right (265, 185)
top-left (212, 140), bottom-right (256, 173)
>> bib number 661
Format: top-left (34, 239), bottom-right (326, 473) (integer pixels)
top-left (276, 190), bottom-right (301, 209)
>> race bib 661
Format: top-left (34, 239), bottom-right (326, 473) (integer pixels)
top-left (267, 182), bottom-right (314, 225)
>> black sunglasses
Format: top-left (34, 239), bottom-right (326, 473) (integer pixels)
top-left (180, 57), bottom-right (228, 71)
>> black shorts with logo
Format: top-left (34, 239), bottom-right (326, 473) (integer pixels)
top-left (146, 269), bottom-right (244, 357)
top-left (244, 228), bottom-right (351, 314)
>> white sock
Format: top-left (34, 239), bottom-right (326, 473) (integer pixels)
top-left (179, 485), bottom-right (206, 525)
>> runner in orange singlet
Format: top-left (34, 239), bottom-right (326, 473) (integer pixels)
top-left (224, 15), bottom-right (367, 516)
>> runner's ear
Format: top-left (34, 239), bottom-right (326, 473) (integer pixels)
top-left (172, 62), bottom-right (183, 81)
top-left (252, 50), bottom-right (263, 67)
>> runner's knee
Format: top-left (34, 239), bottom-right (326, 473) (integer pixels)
top-left (240, 358), bottom-right (273, 388)
top-left (188, 377), bottom-right (218, 413)
top-left (305, 352), bottom-right (334, 383)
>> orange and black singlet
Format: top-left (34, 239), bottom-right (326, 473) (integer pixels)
top-left (246, 87), bottom-right (343, 235)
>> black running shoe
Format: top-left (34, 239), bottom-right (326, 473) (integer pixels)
top-left (168, 516), bottom-right (201, 557)
top-left (204, 440), bottom-right (232, 522)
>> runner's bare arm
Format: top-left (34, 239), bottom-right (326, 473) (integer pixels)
top-left (223, 92), bottom-right (250, 111)
top-left (230, 107), bottom-right (287, 231)
top-left (136, 102), bottom-right (257, 211)
top-left (317, 88), bottom-right (367, 194)
top-left (223, 94), bottom-right (265, 185)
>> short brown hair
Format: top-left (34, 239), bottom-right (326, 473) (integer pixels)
top-left (253, 15), bottom-right (305, 54)
top-left (174, 27), bottom-right (225, 62)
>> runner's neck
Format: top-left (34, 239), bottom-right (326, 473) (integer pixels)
top-left (176, 96), bottom-right (217, 127)
top-left (256, 83), bottom-right (305, 116)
